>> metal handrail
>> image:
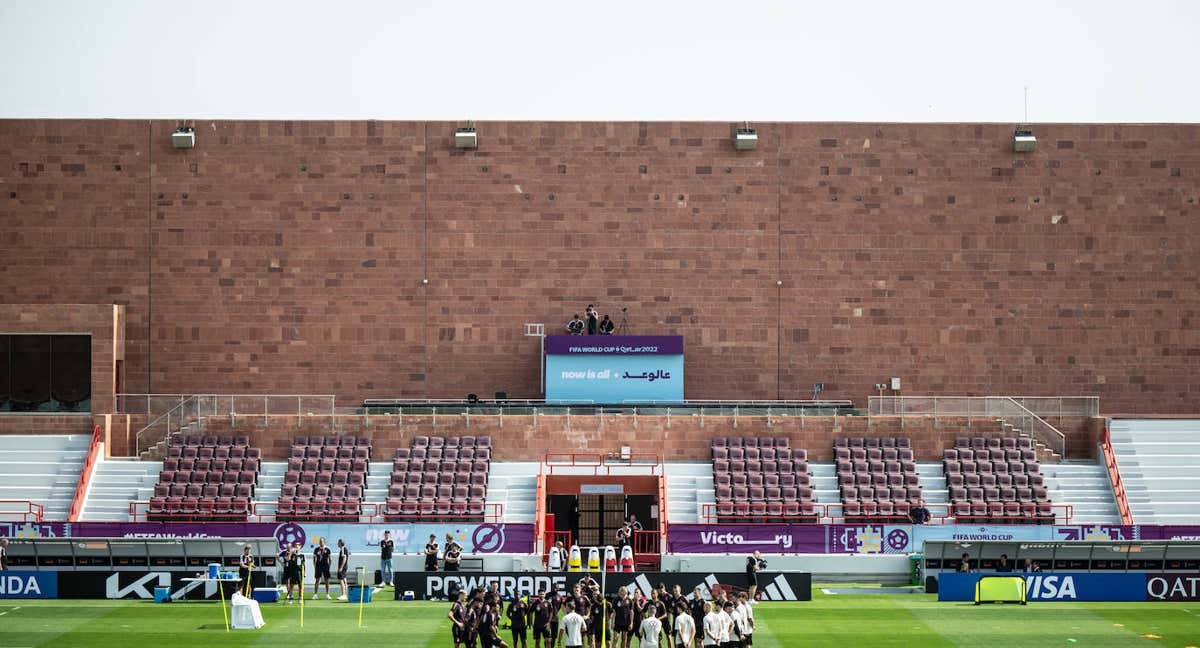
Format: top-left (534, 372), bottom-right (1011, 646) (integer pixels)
top-left (68, 424), bottom-right (103, 522)
top-left (130, 394), bottom-right (336, 457)
top-left (1102, 423), bottom-right (1135, 525)
top-left (867, 396), bottom-right (1076, 458)
top-left (868, 395), bottom-right (1099, 418)
top-left (0, 500), bottom-right (44, 523)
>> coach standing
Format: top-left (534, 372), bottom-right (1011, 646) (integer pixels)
top-left (379, 530), bottom-right (395, 587)
top-left (0, 538), bottom-right (8, 570)
top-left (425, 534), bottom-right (440, 572)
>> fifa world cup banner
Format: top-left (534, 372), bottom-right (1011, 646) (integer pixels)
top-left (545, 335), bottom-right (683, 404)
top-left (68, 522), bottom-right (534, 555)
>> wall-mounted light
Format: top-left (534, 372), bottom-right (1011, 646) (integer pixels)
top-left (1013, 126), bottom-right (1036, 153)
top-left (733, 125), bottom-right (758, 151)
top-left (455, 125), bottom-right (478, 149)
top-left (171, 126), bottom-right (195, 149)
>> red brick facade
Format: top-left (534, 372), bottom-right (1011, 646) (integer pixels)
top-left (1, 120), bottom-right (1197, 413)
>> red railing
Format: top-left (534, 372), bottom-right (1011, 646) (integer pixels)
top-left (699, 501), bottom-right (1074, 525)
top-left (533, 471), bottom-right (548, 554)
top-left (128, 500), bottom-right (504, 523)
top-left (1102, 424), bottom-right (1135, 525)
top-left (0, 500), bottom-right (44, 522)
top-left (68, 424), bottom-right (103, 522)
top-left (542, 452), bottom-right (663, 476)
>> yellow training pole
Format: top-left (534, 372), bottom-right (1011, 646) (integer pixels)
top-left (300, 562), bottom-right (306, 628)
top-left (357, 566), bottom-right (366, 628)
top-left (244, 564), bottom-right (253, 598)
top-left (218, 574), bottom-right (230, 632)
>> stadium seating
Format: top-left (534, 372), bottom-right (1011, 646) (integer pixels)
top-left (835, 437), bottom-right (922, 522)
top-left (384, 435), bottom-right (491, 521)
top-left (711, 436), bottom-right (817, 522)
top-left (275, 435), bottom-right (371, 522)
top-left (943, 436), bottom-right (1053, 524)
top-left (147, 434), bottom-right (263, 521)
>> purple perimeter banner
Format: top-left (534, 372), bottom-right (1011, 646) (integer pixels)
top-left (545, 335), bottom-right (683, 356)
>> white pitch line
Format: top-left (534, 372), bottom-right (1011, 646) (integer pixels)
top-left (0, 606), bottom-right (21, 617)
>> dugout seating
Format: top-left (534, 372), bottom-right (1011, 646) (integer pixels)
top-left (944, 436), bottom-right (1053, 524)
top-left (275, 435), bottom-right (372, 522)
top-left (147, 434), bottom-right (263, 521)
top-left (711, 436), bottom-right (818, 522)
top-left (835, 437), bottom-right (922, 523)
top-left (384, 435), bottom-right (491, 521)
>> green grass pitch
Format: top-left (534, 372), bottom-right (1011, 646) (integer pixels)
top-left (2, 588), bottom-right (1199, 647)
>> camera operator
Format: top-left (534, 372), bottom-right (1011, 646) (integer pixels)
top-left (745, 551), bottom-right (766, 602)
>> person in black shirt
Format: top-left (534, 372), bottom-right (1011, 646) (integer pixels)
top-left (570, 583), bottom-right (591, 620)
top-left (598, 315), bottom-right (614, 335)
top-left (464, 599), bottom-right (482, 648)
top-left (379, 530), bottom-right (395, 587)
top-left (335, 538), bottom-right (351, 601)
top-left (280, 542), bottom-right (302, 604)
top-left (425, 534), bottom-right (440, 572)
top-left (586, 305), bottom-right (598, 335)
top-left (995, 553), bottom-right (1013, 573)
top-left (312, 538), bottom-right (333, 600)
top-left (532, 588), bottom-right (559, 648)
top-left (689, 587), bottom-right (706, 648)
top-left (450, 591), bottom-right (470, 648)
top-left (745, 551), bottom-right (765, 601)
top-left (445, 541), bottom-right (463, 572)
top-left (237, 545), bottom-right (254, 596)
top-left (652, 589), bottom-right (670, 644)
top-left (0, 538), bottom-right (8, 571)
top-left (587, 590), bottom-right (605, 648)
top-left (479, 602), bottom-right (511, 648)
top-left (957, 552), bottom-right (973, 573)
top-left (506, 595), bottom-right (531, 648)
top-left (615, 523), bottom-right (632, 549)
top-left (613, 586), bottom-right (636, 648)
top-left (908, 500), bottom-right (932, 525)
top-left (566, 315), bottom-right (585, 336)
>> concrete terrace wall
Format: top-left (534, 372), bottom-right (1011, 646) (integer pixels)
top-left (194, 414), bottom-right (1100, 462)
top-left (1, 120), bottom-right (1198, 413)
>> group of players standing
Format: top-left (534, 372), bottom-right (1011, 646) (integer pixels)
top-left (448, 577), bottom-right (755, 648)
top-left (275, 538), bottom-right (353, 602)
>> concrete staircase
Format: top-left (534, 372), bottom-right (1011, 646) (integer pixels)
top-left (1040, 460), bottom-right (1120, 524)
top-left (485, 462), bottom-right (536, 523)
top-left (0, 434), bottom-right (90, 521)
top-left (80, 457), bottom-right (160, 521)
top-left (1109, 419), bottom-right (1200, 524)
top-left (665, 462), bottom-right (711, 523)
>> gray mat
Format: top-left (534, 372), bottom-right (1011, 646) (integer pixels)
top-left (821, 587), bottom-right (926, 595)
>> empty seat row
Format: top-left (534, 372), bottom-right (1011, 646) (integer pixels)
top-left (163, 457), bottom-right (259, 473)
top-left (148, 497), bottom-right (251, 521)
top-left (944, 460), bottom-right (1040, 476)
top-left (290, 445), bottom-right (371, 460)
top-left (946, 437), bottom-right (1053, 524)
top-left (711, 436), bottom-right (790, 449)
top-left (287, 457), bottom-right (368, 474)
top-left (386, 436), bottom-right (491, 522)
top-left (394, 446), bottom-right (492, 461)
top-left (716, 484), bottom-right (813, 504)
top-left (835, 447), bottom-right (915, 462)
top-left (841, 485), bottom-right (923, 502)
top-left (411, 435), bottom-right (491, 449)
top-left (383, 500), bottom-right (489, 517)
top-left (171, 434), bottom-right (251, 448)
top-left (835, 437), bottom-right (912, 449)
top-left (713, 459), bottom-right (808, 475)
top-left (956, 437), bottom-right (1033, 451)
top-left (714, 501), bottom-right (816, 518)
top-left (836, 460), bottom-right (917, 476)
top-left (839, 473), bottom-right (921, 487)
top-left (712, 447), bottom-right (804, 462)
top-left (715, 472), bottom-right (810, 488)
top-left (158, 469), bottom-right (258, 487)
top-left (944, 448), bottom-right (1035, 462)
top-left (295, 435), bottom-right (371, 448)
top-left (948, 472), bottom-right (1043, 488)
top-left (167, 445), bottom-right (262, 460)
top-left (154, 483), bottom-right (253, 499)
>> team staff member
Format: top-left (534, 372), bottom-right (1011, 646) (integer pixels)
top-left (674, 602), bottom-right (696, 648)
top-left (445, 536), bottom-right (463, 572)
top-left (425, 534), bottom-right (440, 572)
top-left (559, 601), bottom-right (587, 648)
top-left (0, 538), bottom-right (8, 570)
top-left (335, 538), bottom-right (351, 600)
top-left (312, 538), bottom-right (333, 600)
top-left (532, 587), bottom-right (559, 648)
top-left (745, 551), bottom-right (765, 601)
top-left (506, 595), bottom-right (531, 648)
top-left (450, 591), bottom-right (471, 648)
top-left (701, 602), bottom-right (721, 647)
top-left (379, 530), bottom-right (395, 586)
top-left (281, 542), bottom-right (303, 604)
top-left (237, 545), bottom-right (254, 595)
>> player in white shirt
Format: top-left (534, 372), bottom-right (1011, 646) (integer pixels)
top-left (701, 602), bottom-right (722, 647)
top-left (735, 593), bottom-right (754, 646)
top-left (637, 605), bottom-right (663, 648)
top-left (559, 601), bottom-right (588, 648)
top-left (673, 603), bottom-right (696, 648)
top-left (716, 601), bottom-right (735, 648)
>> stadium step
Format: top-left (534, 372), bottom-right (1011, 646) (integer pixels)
top-left (1108, 419), bottom-right (1200, 524)
top-left (0, 434), bottom-right (89, 520)
top-left (79, 457), bottom-right (161, 521)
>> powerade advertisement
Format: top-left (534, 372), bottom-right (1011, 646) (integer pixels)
top-left (544, 335), bottom-right (683, 404)
top-left (938, 572), bottom-right (1200, 602)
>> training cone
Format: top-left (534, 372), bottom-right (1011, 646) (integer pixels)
top-left (604, 545), bottom-right (617, 572)
top-left (587, 546), bottom-right (600, 572)
top-left (568, 544), bottom-right (582, 572)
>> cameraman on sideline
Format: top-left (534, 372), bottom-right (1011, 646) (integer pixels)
top-left (745, 551), bottom-right (767, 602)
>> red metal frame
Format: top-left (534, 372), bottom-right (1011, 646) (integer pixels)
top-left (699, 501), bottom-right (1074, 525)
top-left (1102, 424), bottom-right (1135, 525)
top-left (542, 529), bottom-right (573, 567)
top-left (542, 452), bottom-right (663, 476)
top-left (0, 500), bottom-right (44, 523)
top-left (68, 424), bottom-right (103, 522)
top-left (129, 500), bottom-right (503, 524)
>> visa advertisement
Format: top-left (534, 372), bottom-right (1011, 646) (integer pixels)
top-left (937, 572), bottom-right (1200, 602)
top-left (544, 335), bottom-right (683, 404)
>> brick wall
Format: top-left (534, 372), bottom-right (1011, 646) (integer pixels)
top-left (0, 414), bottom-right (96, 436)
top-left (1, 120), bottom-right (1198, 413)
top-left (196, 413), bottom-right (1098, 462)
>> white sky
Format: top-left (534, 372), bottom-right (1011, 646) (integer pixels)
top-left (0, 0), bottom-right (1197, 122)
